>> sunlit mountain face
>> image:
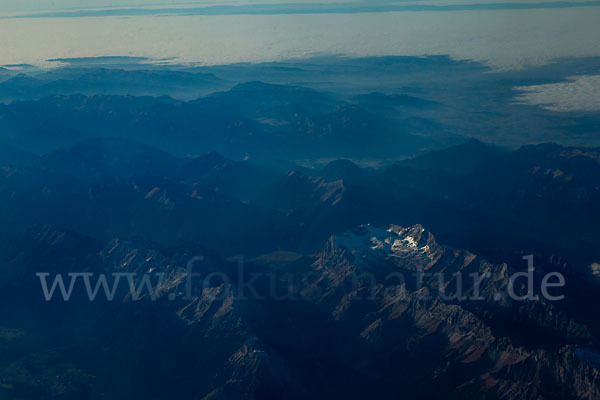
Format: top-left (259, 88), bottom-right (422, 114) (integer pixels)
top-left (1, 1), bottom-right (600, 399)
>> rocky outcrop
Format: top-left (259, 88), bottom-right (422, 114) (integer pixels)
top-left (301, 224), bottom-right (599, 399)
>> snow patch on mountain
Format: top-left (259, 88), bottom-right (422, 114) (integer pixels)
top-left (333, 224), bottom-right (438, 267)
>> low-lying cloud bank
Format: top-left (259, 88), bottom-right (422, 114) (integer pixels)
top-left (516, 75), bottom-right (600, 112)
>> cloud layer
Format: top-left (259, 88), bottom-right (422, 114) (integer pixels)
top-left (516, 75), bottom-right (600, 112)
top-left (1, 3), bottom-right (600, 72)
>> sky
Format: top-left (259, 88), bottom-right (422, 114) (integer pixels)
top-left (1, 0), bottom-right (599, 70)
top-left (2, 0), bottom-right (599, 13)
top-left (0, 0), bottom-right (331, 12)
top-left (2, 5), bottom-right (599, 70)
top-left (1, 0), bottom-right (195, 12)
top-left (0, 0), bottom-right (598, 19)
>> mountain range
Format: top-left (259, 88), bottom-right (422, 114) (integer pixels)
top-left (1, 136), bottom-right (600, 399)
top-left (1, 56), bottom-right (600, 399)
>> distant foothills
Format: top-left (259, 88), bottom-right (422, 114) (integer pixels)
top-left (1, 55), bottom-right (599, 160)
